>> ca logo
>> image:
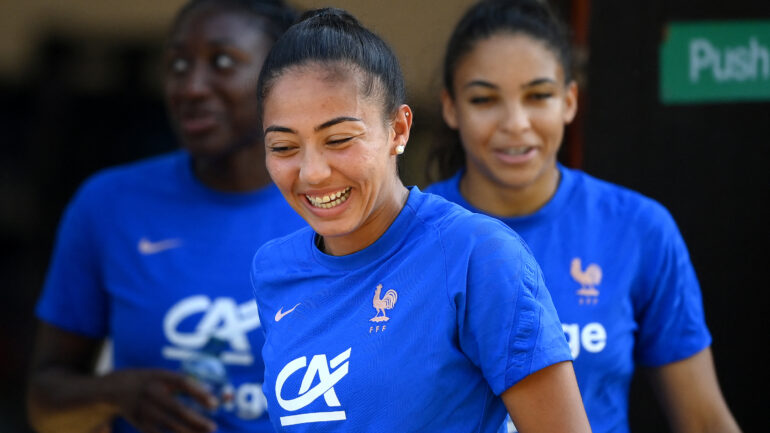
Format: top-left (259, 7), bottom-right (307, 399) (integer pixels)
top-left (162, 295), bottom-right (260, 365)
top-left (275, 348), bottom-right (351, 427)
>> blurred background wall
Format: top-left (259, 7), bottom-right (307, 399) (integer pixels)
top-left (1, 0), bottom-right (767, 432)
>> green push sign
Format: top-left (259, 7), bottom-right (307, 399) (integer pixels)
top-left (660, 21), bottom-right (770, 104)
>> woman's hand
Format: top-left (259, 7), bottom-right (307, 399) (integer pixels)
top-left (27, 322), bottom-right (217, 433)
top-left (102, 369), bottom-right (218, 433)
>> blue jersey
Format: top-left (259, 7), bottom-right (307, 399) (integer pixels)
top-left (250, 187), bottom-right (572, 433)
top-left (36, 151), bottom-right (306, 433)
top-left (427, 166), bottom-right (711, 433)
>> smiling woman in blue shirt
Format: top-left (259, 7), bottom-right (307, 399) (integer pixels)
top-left (249, 7), bottom-right (591, 433)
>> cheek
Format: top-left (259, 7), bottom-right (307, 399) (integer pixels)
top-left (228, 77), bottom-right (259, 111)
top-left (266, 158), bottom-right (291, 186)
top-left (457, 114), bottom-right (494, 152)
top-left (163, 80), bottom-right (180, 105)
top-left (533, 112), bottom-right (565, 148)
top-left (333, 152), bottom-right (368, 185)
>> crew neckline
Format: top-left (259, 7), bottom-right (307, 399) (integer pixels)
top-left (175, 150), bottom-right (279, 206)
top-left (309, 186), bottom-right (422, 270)
top-left (448, 163), bottom-right (576, 226)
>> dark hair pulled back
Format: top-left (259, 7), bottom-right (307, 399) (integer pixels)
top-left (428, 0), bottom-right (573, 181)
top-left (445, 0), bottom-right (572, 96)
top-left (256, 8), bottom-right (406, 123)
top-left (173, 0), bottom-right (298, 43)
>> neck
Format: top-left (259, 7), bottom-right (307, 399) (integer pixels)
top-left (323, 178), bottom-right (409, 256)
top-left (191, 145), bottom-right (270, 192)
top-left (460, 164), bottom-right (560, 217)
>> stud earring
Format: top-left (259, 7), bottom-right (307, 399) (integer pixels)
top-left (395, 145), bottom-right (405, 155)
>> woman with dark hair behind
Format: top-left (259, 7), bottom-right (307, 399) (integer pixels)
top-left (27, 1), bottom-right (303, 432)
top-left (250, 7), bottom-right (591, 432)
top-left (426, 1), bottom-right (741, 432)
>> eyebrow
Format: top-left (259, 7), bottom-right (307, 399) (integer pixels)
top-left (264, 126), bottom-right (296, 134)
top-left (464, 80), bottom-right (498, 90)
top-left (523, 78), bottom-right (557, 88)
top-left (463, 77), bottom-right (557, 90)
top-left (208, 39), bottom-right (241, 48)
top-left (264, 117), bottom-right (362, 135)
top-left (168, 38), bottom-right (238, 50)
top-left (315, 116), bottom-right (362, 131)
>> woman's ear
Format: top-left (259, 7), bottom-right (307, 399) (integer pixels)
top-left (440, 89), bottom-right (459, 130)
top-left (391, 104), bottom-right (413, 155)
top-left (563, 81), bottom-right (578, 125)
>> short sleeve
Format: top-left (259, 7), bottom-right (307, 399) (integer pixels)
top-left (250, 246), bottom-right (270, 337)
top-left (35, 183), bottom-right (109, 338)
top-left (633, 206), bottom-right (711, 366)
top-left (452, 220), bottom-right (572, 395)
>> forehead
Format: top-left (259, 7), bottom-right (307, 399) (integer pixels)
top-left (264, 65), bottom-right (377, 125)
top-left (455, 33), bottom-right (564, 86)
top-left (169, 6), bottom-right (267, 49)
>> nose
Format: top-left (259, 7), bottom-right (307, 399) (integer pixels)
top-left (299, 146), bottom-right (332, 185)
top-left (177, 63), bottom-right (211, 100)
top-left (501, 101), bottom-right (530, 133)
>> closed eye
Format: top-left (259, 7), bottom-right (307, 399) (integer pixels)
top-left (328, 137), bottom-right (354, 145)
top-left (327, 132), bottom-right (364, 146)
top-left (529, 92), bottom-right (554, 100)
top-left (268, 144), bottom-right (297, 154)
top-left (469, 95), bottom-right (496, 105)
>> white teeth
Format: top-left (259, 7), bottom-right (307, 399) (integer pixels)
top-left (504, 147), bottom-right (531, 156)
top-left (306, 187), bottom-right (351, 208)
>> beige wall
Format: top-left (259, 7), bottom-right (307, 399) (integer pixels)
top-left (0, 0), bottom-right (187, 79)
top-left (0, 0), bottom-right (475, 103)
top-left (296, 0), bottom-right (476, 103)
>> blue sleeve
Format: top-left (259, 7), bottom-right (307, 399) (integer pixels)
top-left (633, 205), bottom-right (711, 366)
top-left (452, 220), bottom-right (572, 395)
top-left (250, 248), bottom-right (269, 338)
top-left (35, 183), bottom-right (109, 338)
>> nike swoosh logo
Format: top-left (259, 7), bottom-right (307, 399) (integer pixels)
top-left (275, 303), bottom-right (300, 322)
top-left (138, 237), bottom-right (182, 255)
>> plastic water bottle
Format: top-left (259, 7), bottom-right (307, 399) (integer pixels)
top-left (180, 337), bottom-right (235, 415)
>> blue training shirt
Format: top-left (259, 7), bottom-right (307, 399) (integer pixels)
top-left (250, 187), bottom-right (572, 433)
top-left (427, 165), bottom-right (711, 433)
top-left (36, 150), bottom-right (306, 433)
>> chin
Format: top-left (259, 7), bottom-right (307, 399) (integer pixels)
top-left (309, 222), bottom-right (352, 238)
top-left (305, 216), bottom-right (359, 239)
top-left (493, 171), bottom-right (540, 190)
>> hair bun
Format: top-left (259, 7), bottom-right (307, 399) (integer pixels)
top-left (299, 7), bottom-right (360, 27)
top-left (257, 6), bottom-right (406, 123)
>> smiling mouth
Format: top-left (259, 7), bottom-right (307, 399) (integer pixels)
top-left (305, 187), bottom-right (352, 209)
top-left (499, 146), bottom-right (534, 156)
top-left (179, 114), bottom-right (218, 135)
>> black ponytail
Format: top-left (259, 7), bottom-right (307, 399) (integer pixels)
top-left (256, 7), bottom-right (406, 123)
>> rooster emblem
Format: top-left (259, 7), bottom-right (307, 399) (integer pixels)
top-left (370, 284), bottom-right (398, 322)
top-left (570, 258), bottom-right (601, 305)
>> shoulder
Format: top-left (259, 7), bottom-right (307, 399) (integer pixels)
top-left (570, 168), bottom-right (677, 234)
top-left (252, 226), bottom-right (314, 271)
top-left (424, 173), bottom-right (458, 197)
top-left (75, 152), bottom-right (181, 201)
top-left (409, 189), bottom-right (529, 260)
top-left (63, 152), bottom-right (180, 219)
top-left (251, 226), bottom-right (315, 305)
